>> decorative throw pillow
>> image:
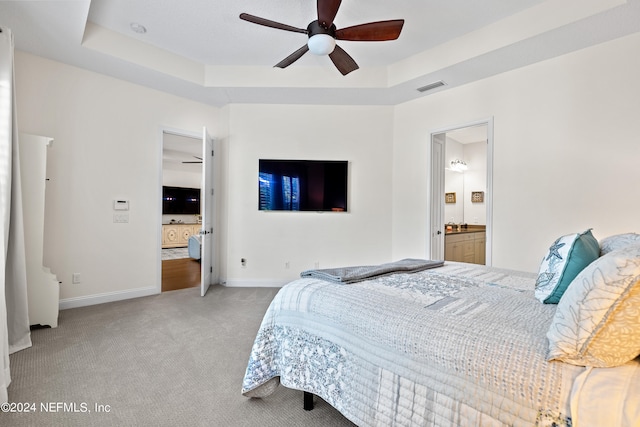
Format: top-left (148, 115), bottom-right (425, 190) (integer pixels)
top-left (599, 233), bottom-right (640, 255)
top-left (546, 244), bottom-right (640, 367)
top-left (535, 229), bottom-right (600, 304)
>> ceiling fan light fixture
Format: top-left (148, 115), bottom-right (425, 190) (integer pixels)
top-left (307, 34), bottom-right (336, 55)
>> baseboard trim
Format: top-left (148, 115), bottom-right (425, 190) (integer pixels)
top-left (59, 286), bottom-right (159, 310)
top-left (222, 278), bottom-right (288, 288)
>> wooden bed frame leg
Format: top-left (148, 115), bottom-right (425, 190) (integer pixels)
top-left (303, 391), bottom-right (314, 411)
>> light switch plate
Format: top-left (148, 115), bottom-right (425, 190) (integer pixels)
top-left (113, 213), bottom-right (129, 223)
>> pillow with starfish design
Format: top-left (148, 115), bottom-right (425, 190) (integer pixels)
top-left (535, 229), bottom-right (600, 304)
top-left (547, 243), bottom-right (640, 367)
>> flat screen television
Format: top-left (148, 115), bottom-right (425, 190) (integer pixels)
top-left (259, 159), bottom-right (348, 212)
top-left (162, 186), bottom-right (201, 215)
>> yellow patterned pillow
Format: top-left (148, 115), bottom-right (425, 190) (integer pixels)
top-left (546, 244), bottom-right (640, 367)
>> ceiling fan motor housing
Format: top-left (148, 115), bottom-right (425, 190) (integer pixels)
top-left (307, 21), bottom-right (337, 55)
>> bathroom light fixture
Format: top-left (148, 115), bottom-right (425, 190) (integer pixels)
top-left (130, 22), bottom-right (147, 34)
top-left (450, 159), bottom-right (468, 172)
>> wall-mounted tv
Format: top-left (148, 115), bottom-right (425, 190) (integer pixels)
top-left (162, 186), bottom-right (201, 215)
top-left (259, 159), bottom-right (348, 212)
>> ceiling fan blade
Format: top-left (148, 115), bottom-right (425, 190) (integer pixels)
top-left (182, 155), bottom-right (202, 164)
top-left (317, 0), bottom-right (342, 28)
top-left (274, 45), bottom-right (310, 69)
top-left (335, 19), bottom-right (405, 41)
top-left (239, 13), bottom-right (307, 34)
top-left (329, 45), bottom-right (359, 75)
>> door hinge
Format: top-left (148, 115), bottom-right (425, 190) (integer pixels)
top-left (211, 149), bottom-right (214, 157)
top-left (210, 266), bottom-right (213, 273)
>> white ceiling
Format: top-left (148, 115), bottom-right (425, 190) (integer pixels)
top-left (163, 132), bottom-right (202, 174)
top-left (1, 0), bottom-right (639, 106)
top-left (87, 0), bottom-right (542, 67)
top-left (446, 125), bottom-right (488, 145)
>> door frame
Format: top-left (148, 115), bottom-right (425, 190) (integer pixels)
top-left (428, 117), bottom-right (494, 265)
top-left (199, 127), bottom-right (214, 296)
top-left (429, 133), bottom-right (446, 260)
top-left (157, 126), bottom-right (205, 294)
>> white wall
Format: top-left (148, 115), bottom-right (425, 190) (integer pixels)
top-left (15, 52), bottom-right (395, 297)
top-left (15, 52), bottom-right (221, 305)
top-left (444, 138), bottom-right (464, 224)
top-left (13, 30), bottom-right (640, 306)
top-left (392, 32), bottom-right (640, 272)
top-left (440, 137), bottom-right (488, 226)
top-left (223, 104), bottom-right (394, 286)
top-left (162, 169), bottom-right (201, 188)
top-left (461, 141), bottom-right (487, 225)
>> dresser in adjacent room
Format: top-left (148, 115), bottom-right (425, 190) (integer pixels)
top-left (162, 223), bottom-right (201, 248)
top-left (444, 227), bottom-right (486, 265)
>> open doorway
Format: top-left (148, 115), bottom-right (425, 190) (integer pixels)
top-left (161, 131), bottom-right (202, 292)
top-left (429, 119), bottom-right (493, 264)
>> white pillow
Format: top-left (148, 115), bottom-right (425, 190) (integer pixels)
top-left (535, 229), bottom-right (599, 304)
top-left (547, 244), bottom-right (640, 367)
top-left (599, 233), bottom-right (640, 255)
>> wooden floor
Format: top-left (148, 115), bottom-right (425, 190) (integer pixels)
top-left (162, 258), bottom-right (201, 292)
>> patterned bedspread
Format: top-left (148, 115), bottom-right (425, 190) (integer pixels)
top-left (241, 262), bottom-right (588, 426)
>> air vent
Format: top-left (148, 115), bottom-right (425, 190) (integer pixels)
top-left (416, 81), bottom-right (446, 93)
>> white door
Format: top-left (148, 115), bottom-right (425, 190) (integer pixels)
top-left (200, 127), bottom-right (215, 296)
top-left (430, 133), bottom-right (446, 260)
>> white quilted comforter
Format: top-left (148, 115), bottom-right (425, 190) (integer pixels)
top-left (241, 262), bottom-right (634, 426)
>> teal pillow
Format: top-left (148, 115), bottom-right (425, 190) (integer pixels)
top-left (535, 229), bottom-right (600, 304)
top-left (546, 244), bottom-right (640, 367)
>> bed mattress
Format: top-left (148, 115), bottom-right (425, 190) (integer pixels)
top-left (241, 262), bottom-right (631, 426)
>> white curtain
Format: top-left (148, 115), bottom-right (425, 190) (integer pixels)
top-left (0, 26), bottom-right (32, 403)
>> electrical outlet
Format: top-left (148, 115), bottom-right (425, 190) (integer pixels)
top-left (285, 261), bottom-right (290, 269)
top-left (72, 273), bottom-right (81, 284)
top-left (241, 258), bottom-right (247, 268)
top-left (314, 261), bottom-right (320, 269)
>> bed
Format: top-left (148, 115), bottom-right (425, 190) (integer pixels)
top-left (241, 233), bottom-right (640, 426)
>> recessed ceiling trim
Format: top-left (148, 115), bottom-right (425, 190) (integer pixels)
top-left (388, 0), bottom-right (626, 86)
top-left (82, 22), bottom-right (204, 84)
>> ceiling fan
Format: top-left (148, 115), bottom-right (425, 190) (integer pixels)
top-left (182, 156), bottom-right (202, 164)
top-left (239, 0), bottom-right (404, 76)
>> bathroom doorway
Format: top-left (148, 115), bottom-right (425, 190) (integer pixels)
top-left (429, 119), bottom-right (494, 264)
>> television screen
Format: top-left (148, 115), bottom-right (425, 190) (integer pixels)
top-left (163, 186), bottom-right (201, 215)
top-left (259, 159), bottom-right (348, 212)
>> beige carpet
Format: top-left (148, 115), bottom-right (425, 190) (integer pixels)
top-left (6, 286), bottom-right (356, 427)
